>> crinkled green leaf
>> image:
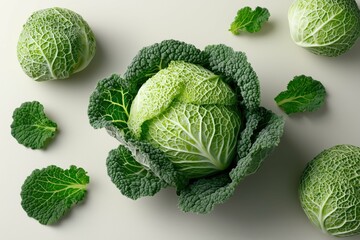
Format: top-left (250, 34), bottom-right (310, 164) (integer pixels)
top-left (21, 165), bottom-right (89, 225)
top-left (88, 74), bottom-right (134, 130)
top-left (106, 126), bottom-right (189, 190)
top-left (107, 145), bottom-right (168, 199)
top-left (88, 69), bottom-right (189, 189)
top-left (229, 6), bottom-right (270, 35)
top-left (275, 75), bottom-right (326, 114)
top-left (11, 101), bottom-right (57, 149)
top-left (178, 109), bottom-right (284, 213)
top-left (204, 44), bottom-right (260, 110)
top-left (124, 39), bottom-right (208, 92)
top-left (232, 109), bottom-right (284, 178)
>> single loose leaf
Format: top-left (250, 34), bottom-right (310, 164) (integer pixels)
top-left (21, 165), bottom-right (89, 225)
top-left (11, 101), bottom-right (57, 149)
top-left (229, 6), bottom-right (270, 35)
top-left (275, 75), bottom-right (326, 114)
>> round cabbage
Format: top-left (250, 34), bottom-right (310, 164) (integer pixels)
top-left (127, 61), bottom-right (241, 179)
top-left (299, 144), bottom-right (360, 237)
top-left (17, 7), bottom-right (96, 81)
top-left (288, 0), bottom-right (360, 57)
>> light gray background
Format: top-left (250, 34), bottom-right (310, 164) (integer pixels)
top-left (1, 0), bottom-right (360, 239)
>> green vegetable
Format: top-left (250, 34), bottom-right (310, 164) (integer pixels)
top-left (21, 165), bottom-right (89, 225)
top-left (274, 75), bottom-right (326, 114)
top-left (299, 144), bottom-right (360, 237)
top-left (88, 39), bottom-right (284, 213)
top-left (229, 6), bottom-right (270, 35)
top-left (107, 145), bottom-right (168, 199)
top-left (127, 61), bottom-right (241, 179)
top-left (11, 101), bottom-right (58, 149)
top-left (17, 7), bottom-right (96, 81)
top-left (288, 0), bottom-right (360, 57)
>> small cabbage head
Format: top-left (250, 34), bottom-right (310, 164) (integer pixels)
top-left (17, 7), bottom-right (96, 81)
top-left (127, 61), bottom-right (241, 179)
top-left (288, 0), bottom-right (360, 57)
top-left (299, 144), bottom-right (360, 237)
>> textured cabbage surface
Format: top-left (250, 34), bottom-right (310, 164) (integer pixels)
top-left (21, 165), bottom-right (89, 225)
top-left (11, 101), bottom-right (57, 149)
top-left (229, 6), bottom-right (270, 35)
top-left (88, 40), bottom-right (284, 213)
top-left (17, 7), bottom-right (96, 81)
top-left (275, 75), bottom-right (326, 114)
top-left (299, 144), bottom-right (360, 237)
top-left (288, 0), bottom-right (360, 57)
top-left (127, 61), bottom-right (240, 179)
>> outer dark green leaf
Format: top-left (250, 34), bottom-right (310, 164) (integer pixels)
top-left (175, 46), bottom-right (284, 213)
top-left (229, 6), bottom-right (270, 35)
top-left (21, 165), bottom-right (89, 225)
top-left (11, 101), bottom-right (57, 149)
top-left (275, 75), bottom-right (326, 114)
top-left (107, 145), bottom-right (168, 199)
top-left (204, 44), bottom-right (260, 110)
top-left (178, 109), bottom-right (284, 213)
top-left (88, 69), bottom-right (189, 190)
top-left (124, 39), bottom-right (208, 91)
top-left (88, 74), bottom-right (134, 130)
top-left (106, 126), bottom-right (189, 190)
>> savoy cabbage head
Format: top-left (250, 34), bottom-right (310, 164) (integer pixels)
top-left (299, 144), bottom-right (360, 237)
top-left (17, 7), bottom-right (96, 81)
top-left (88, 39), bottom-right (284, 213)
top-left (288, 0), bottom-right (360, 57)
